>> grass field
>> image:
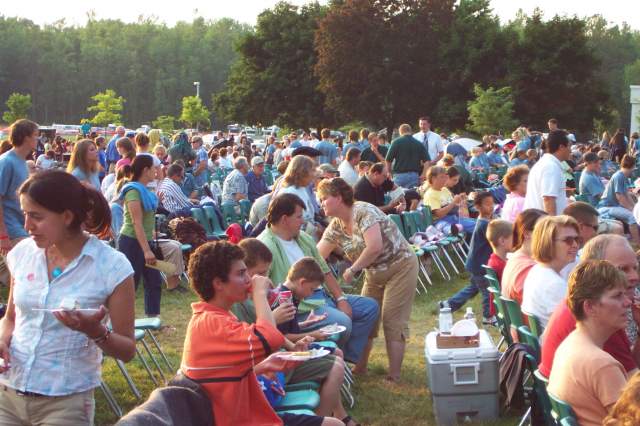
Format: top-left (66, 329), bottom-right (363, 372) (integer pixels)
top-left (89, 267), bottom-right (522, 426)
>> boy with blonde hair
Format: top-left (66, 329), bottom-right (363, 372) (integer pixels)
top-left (486, 219), bottom-right (514, 283)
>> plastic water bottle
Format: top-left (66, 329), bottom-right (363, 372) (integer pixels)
top-left (464, 307), bottom-right (475, 323)
top-left (439, 302), bottom-right (453, 334)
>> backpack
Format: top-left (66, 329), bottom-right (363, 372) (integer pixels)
top-left (168, 217), bottom-right (208, 252)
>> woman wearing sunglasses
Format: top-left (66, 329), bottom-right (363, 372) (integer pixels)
top-left (521, 215), bottom-right (580, 327)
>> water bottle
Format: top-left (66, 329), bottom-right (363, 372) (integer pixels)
top-left (439, 302), bottom-right (453, 334)
top-left (464, 307), bottom-right (475, 323)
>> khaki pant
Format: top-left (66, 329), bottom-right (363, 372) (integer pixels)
top-left (157, 239), bottom-right (186, 276)
top-left (362, 254), bottom-right (418, 342)
top-left (0, 386), bottom-right (95, 426)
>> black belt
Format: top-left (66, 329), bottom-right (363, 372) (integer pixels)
top-left (3, 386), bottom-right (47, 397)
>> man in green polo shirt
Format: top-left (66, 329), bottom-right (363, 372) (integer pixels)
top-left (385, 123), bottom-right (430, 188)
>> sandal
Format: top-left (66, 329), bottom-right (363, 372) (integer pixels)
top-left (341, 416), bottom-right (361, 426)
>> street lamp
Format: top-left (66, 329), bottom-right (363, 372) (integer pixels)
top-left (193, 81), bottom-right (200, 98)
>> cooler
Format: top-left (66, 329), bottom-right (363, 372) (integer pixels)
top-left (424, 329), bottom-right (500, 425)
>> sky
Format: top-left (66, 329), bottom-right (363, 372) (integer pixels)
top-left (2, 0), bottom-right (640, 30)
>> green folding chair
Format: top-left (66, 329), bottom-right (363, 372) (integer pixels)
top-left (525, 312), bottom-right (545, 339)
top-left (500, 295), bottom-right (524, 336)
top-left (549, 392), bottom-right (579, 426)
top-left (239, 199), bottom-right (252, 225)
top-left (202, 206), bottom-right (228, 239)
top-left (276, 389), bottom-right (321, 411)
top-left (221, 201), bottom-right (242, 227)
top-left (135, 317), bottom-right (173, 373)
top-left (488, 286), bottom-right (512, 348)
top-left (517, 325), bottom-right (541, 362)
top-left (190, 207), bottom-right (215, 239)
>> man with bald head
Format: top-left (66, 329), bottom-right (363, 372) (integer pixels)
top-left (106, 125), bottom-right (125, 172)
top-left (538, 234), bottom-right (640, 377)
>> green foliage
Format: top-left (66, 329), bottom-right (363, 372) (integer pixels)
top-left (0, 16), bottom-right (249, 126)
top-left (467, 85), bottom-right (518, 136)
top-left (214, 1), bottom-right (333, 129)
top-left (2, 93), bottom-right (31, 123)
top-left (152, 115), bottom-right (176, 132)
top-left (504, 12), bottom-right (608, 134)
top-left (87, 89), bottom-right (125, 127)
top-left (180, 96), bottom-right (210, 130)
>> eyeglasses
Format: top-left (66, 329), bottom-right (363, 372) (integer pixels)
top-left (555, 236), bottom-right (582, 246)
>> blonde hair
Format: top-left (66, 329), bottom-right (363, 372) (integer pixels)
top-left (153, 144), bottom-right (166, 157)
top-left (283, 155), bottom-right (315, 188)
top-left (66, 139), bottom-right (98, 174)
top-left (486, 219), bottom-right (513, 249)
top-left (604, 372), bottom-right (640, 426)
top-left (531, 215), bottom-right (579, 263)
top-left (148, 129), bottom-right (161, 148)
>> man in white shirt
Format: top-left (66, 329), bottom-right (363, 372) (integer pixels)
top-left (523, 130), bottom-right (571, 215)
top-left (338, 147), bottom-right (361, 186)
top-left (413, 116), bottom-right (444, 164)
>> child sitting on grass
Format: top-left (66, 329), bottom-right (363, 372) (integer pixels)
top-left (439, 192), bottom-right (496, 325)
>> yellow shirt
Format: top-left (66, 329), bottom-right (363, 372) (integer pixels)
top-left (423, 187), bottom-right (453, 211)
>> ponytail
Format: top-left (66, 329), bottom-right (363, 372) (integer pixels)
top-left (19, 171), bottom-right (112, 239)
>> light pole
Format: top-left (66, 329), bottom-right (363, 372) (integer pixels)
top-left (193, 81), bottom-right (200, 98)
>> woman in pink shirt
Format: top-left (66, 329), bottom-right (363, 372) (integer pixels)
top-left (501, 208), bottom-right (547, 304)
top-left (500, 165), bottom-right (529, 222)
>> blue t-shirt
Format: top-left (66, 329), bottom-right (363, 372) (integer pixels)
top-left (0, 150), bottom-right (29, 238)
top-left (516, 138), bottom-right (531, 152)
top-left (71, 167), bottom-right (101, 191)
top-left (579, 170), bottom-right (604, 206)
top-left (600, 170), bottom-right (629, 208)
top-left (315, 140), bottom-right (338, 165)
top-left (465, 218), bottom-right (491, 275)
top-left (509, 157), bottom-right (527, 167)
top-left (486, 151), bottom-right (506, 166)
top-left (469, 155), bottom-right (490, 171)
top-left (289, 140), bottom-right (302, 149)
top-left (98, 150), bottom-right (107, 178)
top-left (181, 173), bottom-right (197, 197)
top-left (245, 171), bottom-right (269, 202)
top-left (106, 135), bottom-right (121, 163)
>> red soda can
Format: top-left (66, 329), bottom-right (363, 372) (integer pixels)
top-left (278, 290), bottom-right (292, 305)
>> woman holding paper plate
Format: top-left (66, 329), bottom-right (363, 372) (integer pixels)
top-left (117, 154), bottom-right (164, 317)
top-left (0, 170), bottom-right (135, 425)
top-left (316, 177), bottom-right (418, 382)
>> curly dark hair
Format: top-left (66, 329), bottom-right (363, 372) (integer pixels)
top-left (187, 241), bottom-right (245, 301)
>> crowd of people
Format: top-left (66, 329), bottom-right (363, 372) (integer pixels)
top-left (1, 114), bottom-right (640, 425)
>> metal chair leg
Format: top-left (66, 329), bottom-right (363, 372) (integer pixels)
top-left (136, 347), bottom-right (158, 386)
top-left (146, 330), bottom-right (173, 372)
top-left (140, 338), bottom-right (166, 383)
top-left (99, 380), bottom-right (123, 418)
top-left (430, 252), bottom-right (449, 281)
top-left (441, 246), bottom-right (460, 275)
top-left (115, 359), bottom-right (141, 400)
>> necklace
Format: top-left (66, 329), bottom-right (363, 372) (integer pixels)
top-left (52, 267), bottom-right (63, 278)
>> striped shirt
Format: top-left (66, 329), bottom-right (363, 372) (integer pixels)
top-left (158, 177), bottom-right (193, 213)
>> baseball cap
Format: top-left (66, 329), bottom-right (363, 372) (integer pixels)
top-left (317, 164), bottom-right (338, 175)
top-left (251, 156), bottom-right (265, 166)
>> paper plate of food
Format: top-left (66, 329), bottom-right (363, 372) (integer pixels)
top-left (319, 323), bottom-right (347, 336)
top-left (277, 348), bottom-right (330, 361)
top-left (32, 298), bottom-right (100, 313)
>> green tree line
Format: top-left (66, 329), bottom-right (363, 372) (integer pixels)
top-left (3, 1), bottom-right (640, 135)
top-left (215, 0), bottom-right (640, 136)
top-left (0, 15), bottom-right (250, 127)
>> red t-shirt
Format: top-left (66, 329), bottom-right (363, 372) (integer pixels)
top-left (487, 253), bottom-right (507, 282)
top-left (539, 299), bottom-right (636, 377)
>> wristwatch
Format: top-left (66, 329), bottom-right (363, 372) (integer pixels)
top-left (336, 295), bottom-right (348, 303)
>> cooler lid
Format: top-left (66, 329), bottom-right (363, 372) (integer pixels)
top-left (424, 330), bottom-right (499, 361)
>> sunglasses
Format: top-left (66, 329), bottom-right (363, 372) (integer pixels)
top-left (555, 236), bottom-right (582, 246)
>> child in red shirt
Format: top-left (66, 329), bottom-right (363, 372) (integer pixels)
top-left (486, 219), bottom-right (514, 315)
